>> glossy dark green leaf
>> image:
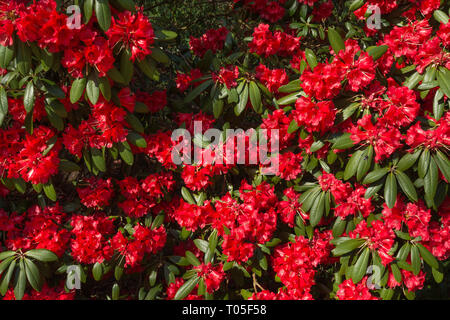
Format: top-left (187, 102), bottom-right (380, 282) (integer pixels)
top-left (366, 45), bottom-right (388, 60)
top-left (395, 170), bottom-right (418, 202)
top-left (92, 262), bottom-right (103, 281)
top-left (95, 0), bottom-right (111, 31)
top-left (332, 238), bottom-right (365, 256)
top-left (309, 191), bottom-right (325, 227)
top-left (433, 151), bottom-right (450, 182)
top-left (384, 172), bottom-right (397, 209)
top-left (14, 259), bottom-right (26, 300)
top-left (362, 167), bottom-right (388, 184)
top-left (249, 81), bottom-right (262, 113)
top-left (278, 79), bottom-right (301, 93)
top-left (416, 243), bottom-right (439, 269)
top-left (410, 245), bottom-right (421, 275)
top-left (344, 150), bottom-right (363, 180)
top-left (304, 48), bottom-right (317, 70)
top-left (437, 67), bottom-right (450, 98)
top-left (25, 249), bottom-right (58, 262)
top-left (43, 181), bottom-right (57, 201)
top-left (91, 147), bottom-right (106, 172)
top-left (86, 77), bottom-right (100, 105)
top-left (423, 157), bottom-right (438, 200)
top-left (356, 146), bottom-right (373, 181)
top-left (181, 186), bottom-right (196, 205)
top-left (184, 79), bottom-right (213, 103)
top-left (0, 86), bottom-right (8, 126)
top-left (0, 45), bottom-right (14, 69)
top-left (24, 81), bottom-right (35, 113)
top-left (118, 141), bottom-right (133, 165)
top-left (352, 247), bottom-right (370, 284)
top-left (70, 78), bottom-right (86, 104)
top-left (331, 133), bottom-right (354, 150)
top-left (173, 276), bottom-right (199, 300)
top-left (24, 258), bottom-right (41, 291)
top-left (234, 83), bottom-right (248, 116)
top-left (397, 149), bottom-right (421, 172)
top-left (328, 28), bottom-right (345, 54)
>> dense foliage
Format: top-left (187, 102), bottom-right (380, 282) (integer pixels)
top-left (0, 0), bottom-right (449, 300)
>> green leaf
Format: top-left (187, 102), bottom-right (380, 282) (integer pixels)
top-left (397, 149), bottom-right (421, 172)
top-left (304, 48), bottom-right (317, 70)
top-left (395, 170), bottom-right (418, 202)
top-left (309, 191), bottom-right (325, 227)
top-left (432, 266), bottom-right (444, 284)
top-left (276, 91), bottom-right (302, 105)
top-left (83, 0), bottom-right (94, 22)
top-left (344, 150), bottom-right (364, 180)
top-left (112, 283), bottom-right (120, 300)
top-left (120, 50), bottom-right (134, 85)
top-left (213, 98), bottom-right (224, 119)
top-left (91, 147), bottom-right (106, 172)
top-left (234, 83), bottom-right (248, 116)
top-left (0, 45), bottom-right (14, 69)
top-left (331, 133), bottom-right (354, 150)
top-left (16, 40), bottom-right (31, 75)
top-left (423, 156), bottom-right (438, 200)
top-left (433, 9), bottom-right (449, 24)
top-left (59, 159), bottom-right (81, 172)
top-left (391, 263), bottom-right (402, 283)
top-left (193, 239), bottom-right (209, 253)
top-left (70, 78), bottom-right (87, 104)
top-left (342, 102), bottom-right (360, 121)
top-left (362, 167), bottom-right (388, 184)
top-left (384, 172), bottom-right (397, 209)
top-left (418, 148), bottom-right (430, 178)
top-left (287, 119), bottom-right (299, 134)
top-left (14, 259), bottom-right (26, 300)
top-left (24, 249), bottom-right (58, 262)
top-left (0, 251), bottom-right (16, 262)
top-left (43, 181), bottom-right (57, 201)
top-left (185, 251), bottom-right (201, 266)
top-left (95, 0), bottom-right (111, 31)
top-left (24, 81), bottom-right (35, 113)
top-left (352, 247), bottom-right (370, 284)
top-left (0, 258), bottom-right (16, 295)
top-left (356, 146), bottom-right (373, 181)
top-left (332, 217), bottom-right (347, 238)
top-left (99, 77), bottom-right (111, 101)
top-left (332, 238), bottom-right (365, 256)
top-left (181, 186), bottom-right (196, 205)
top-left (154, 30), bottom-right (178, 42)
top-left (434, 151), bottom-right (450, 182)
top-left (86, 77), bottom-right (100, 105)
top-left (366, 45), bottom-right (388, 60)
top-left (416, 243), bottom-right (438, 269)
top-left (150, 47), bottom-right (170, 65)
top-left (349, 0), bottom-right (364, 11)
top-left (404, 71), bottom-right (423, 90)
top-left (396, 242), bottom-right (411, 261)
top-left (411, 245), bottom-right (421, 276)
top-left (118, 141), bottom-right (134, 166)
top-left (249, 81), bottom-right (262, 113)
top-left (278, 79), bottom-right (301, 93)
top-left (184, 79), bottom-right (213, 103)
top-left (137, 57), bottom-right (159, 81)
top-left (433, 89), bottom-right (444, 120)
top-left (436, 67), bottom-right (450, 98)
top-left (24, 259), bottom-right (41, 291)
top-left (173, 276), bottom-right (199, 300)
top-left (92, 262), bottom-right (103, 281)
top-left (107, 67), bottom-right (126, 85)
top-left (328, 28), bottom-right (345, 54)
top-left (127, 132), bottom-right (147, 148)
top-left (0, 86), bottom-right (8, 126)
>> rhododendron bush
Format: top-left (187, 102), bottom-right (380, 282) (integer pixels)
top-left (0, 0), bottom-right (449, 301)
